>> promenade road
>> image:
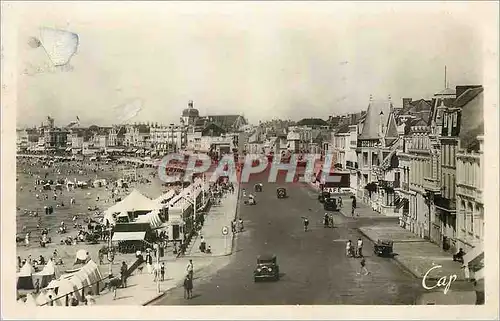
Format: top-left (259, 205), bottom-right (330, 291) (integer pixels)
top-left (151, 169), bottom-right (427, 305)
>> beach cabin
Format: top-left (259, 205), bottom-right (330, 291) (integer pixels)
top-left (33, 259), bottom-right (56, 288)
top-left (35, 260), bottom-right (103, 306)
top-left (17, 262), bottom-right (35, 290)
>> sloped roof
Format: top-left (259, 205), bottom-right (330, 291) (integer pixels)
top-left (105, 189), bottom-right (159, 215)
top-left (385, 112), bottom-right (399, 138)
top-left (359, 100), bottom-right (393, 139)
top-left (335, 123), bottom-right (350, 134)
top-left (203, 115), bottom-right (247, 130)
top-left (458, 87), bottom-right (484, 152)
top-left (454, 86), bottom-right (484, 108)
top-left (435, 87), bottom-right (456, 96)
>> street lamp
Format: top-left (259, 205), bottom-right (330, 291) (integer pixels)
top-left (155, 241), bottom-right (161, 293)
top-left (183, 192), bottom-right (197, 233)
top-left (106, 227), bottom-right (115, 276)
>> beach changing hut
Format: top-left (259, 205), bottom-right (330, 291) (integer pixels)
top-left (35, 260), bottom-right (103, 306)
top-left (17, 262), bottom-right (35, 290)
top-left (33, 259), bottom-right (57, 288)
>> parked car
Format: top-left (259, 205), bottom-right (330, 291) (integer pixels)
top-left (324, 197), bottom-right (339, 211)
top-left (374, 239), bottom-right (393, 257)
top-left (254, 254), bottom-right (280, 282)
top-left (276, 187), bottom-right (287, 199)
top-left (318, 191), bottom-right (330, 203)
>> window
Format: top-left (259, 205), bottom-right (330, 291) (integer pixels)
top-left (469, 203), bottom-right (474, 233)
top-left (451, 175), bottom-right (455, 199)
top-left (443, 113), bottom-right (448, 127)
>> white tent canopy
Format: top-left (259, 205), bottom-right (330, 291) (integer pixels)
top-left (104, 189), bottom-right (160, 224)
top-left (38, 259), bottom-right (56, 275)
top-left (18, 262), bottom-right (35, 277)
top-left (155, 189), bottom-right (176, 205)
top-left (135, 210), bottom-right (163, 229)
top-left (49, 260), bottom-right (103, 306)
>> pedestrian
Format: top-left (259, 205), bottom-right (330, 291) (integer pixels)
top-left (186, 259), bottom-right (194, 279)
top-left (98, 250), bottom-right (104, 265)
top-left (358, 258), bottom-right (370, 275)
top-left (356, 238), bottom-right (364, 257)
top-left (85, 291), bottom-right (96, 305)
top-left (346, 240), bottom-right (352, 257)
top-left (108, 276), bottom-right (120, 300)
top-left (120, 261), bottom-right (128, 288)
top-left (183, 275), bottom-right (193, 299)
top-left (70, 293), bottom-right (79, 306)
top-left (160, 262), bottom-right (165, 281)
top-left (146, 252), bottom-right (153, 274)
top-left (338, 197), bottom-right (343, 208)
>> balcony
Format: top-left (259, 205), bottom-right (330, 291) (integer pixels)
top-left (434, 196), bottom-right (456, 212)
top-left (423, 177), bottom-right (441, 193)
top-left (346, 161), bottom-right (358, 169)
top-left (379, 180), bottom-right (400, 189)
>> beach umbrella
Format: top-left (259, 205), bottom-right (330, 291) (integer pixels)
top-left (76, 249), bottom-right (88, 262)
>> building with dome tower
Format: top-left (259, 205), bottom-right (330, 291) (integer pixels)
top-left (182, 100), bottom-right (200, 128)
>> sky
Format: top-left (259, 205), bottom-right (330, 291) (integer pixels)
top-left (10, 1), bottom-right (494, 127)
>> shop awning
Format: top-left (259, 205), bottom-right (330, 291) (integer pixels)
top-left (463, 243), bottom-right (484, 267)
top-left (112, 231), bottom-right (146, 242)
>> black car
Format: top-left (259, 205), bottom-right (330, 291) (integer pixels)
top-left (254, 254), bottom-right (280, 282)
top-left (277, 187), bottom-right (287, 199)
top-left (374, 239), bottom-right (393, 257)
top-left (318, 191), bottom-right (330, 203)
top-left (324, 197), bottom-right (339, 211)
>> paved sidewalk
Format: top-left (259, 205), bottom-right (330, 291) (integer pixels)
top-left (359, 225), bottom-right (465, 280)
top-left (338, 197), bottom-right (387, 219)
top-left (93, 254), bottom-right (216, 305)
top-left (187, 184), bottom-right (240, 257)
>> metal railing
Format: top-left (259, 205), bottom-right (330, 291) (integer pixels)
top-left (38, 257), bottom-right (142, 306)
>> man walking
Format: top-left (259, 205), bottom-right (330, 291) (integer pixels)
top-left (160, 262), bottom-right (165, 281)
top-left (120, 261), bottom-right (128, 288)
top-left (186, 259), bottom-right (194, 279)
top-left (357, 258), bottom-right (370, 275)
top-left (356, 238), bottom-right (364, 257)
top-left (351, 196), bottom-right (357, 218)
top-left (183, 274), bottom-right (193, 299)
top-left (346, 240), bottom-right (352, 257)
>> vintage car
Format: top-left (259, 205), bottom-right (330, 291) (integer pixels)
top-left (318, 191), bottom-right (330, 203)
top-left (374, 239), bottom-right (393, 257)
top-left (254, 183), bottom-right (263, 192)
top-left (323, 197), bottom-right (339, 211)
top-left (276, 187), bottom-right (287, 199)
top-left (254, 254), bottom-right (280, 282)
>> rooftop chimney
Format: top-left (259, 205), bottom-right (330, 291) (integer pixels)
top-left (402, 98), bottom-right (412, 109)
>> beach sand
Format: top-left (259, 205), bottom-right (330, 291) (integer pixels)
top-left (16, 158), bottom-right (167, 273)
